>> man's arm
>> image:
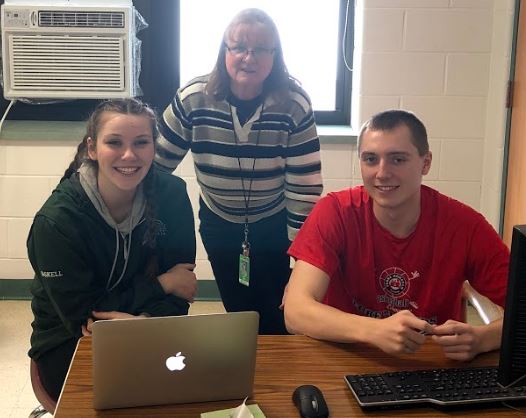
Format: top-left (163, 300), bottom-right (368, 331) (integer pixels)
top-left (284, 260), bottom-right (433, 354)
top-left (430, 213), bottom-right (508, 360)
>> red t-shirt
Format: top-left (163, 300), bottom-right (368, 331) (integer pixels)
top-left (288, 186), bottom-right (509, 325)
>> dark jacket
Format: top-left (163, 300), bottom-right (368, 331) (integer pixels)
top-left (28, 169), bottom-right (196, 359)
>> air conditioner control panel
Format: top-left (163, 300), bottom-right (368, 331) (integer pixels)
top-left (3, 9), bottom-right (32, 28)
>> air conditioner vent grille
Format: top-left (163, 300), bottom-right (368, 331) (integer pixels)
top-left (38, 11), bottom-right (125, 28)
top-left (9, 34), bottom-right (124, 92)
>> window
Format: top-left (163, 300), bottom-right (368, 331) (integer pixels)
top-left (0, 0), bottom-right (353, 125)
top-left (141, 0), bottom-right (354, 125)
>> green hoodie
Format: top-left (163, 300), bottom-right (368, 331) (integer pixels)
top-left (27, 169), bottom-right (196, 359)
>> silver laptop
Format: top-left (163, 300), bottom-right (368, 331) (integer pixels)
top-left (91, 311), bottom-right (259, 409)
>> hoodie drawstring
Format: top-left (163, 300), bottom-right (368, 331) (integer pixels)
top-left (106, 228), bottom-right (120, 291)
top-left (106, 217), bottom-right (134, 292)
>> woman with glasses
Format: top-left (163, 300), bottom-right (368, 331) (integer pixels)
top-left (155, 8), bottom-right (322, 334)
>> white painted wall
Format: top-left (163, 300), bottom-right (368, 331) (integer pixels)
top-left (0, 0), bottom-right (516, 281)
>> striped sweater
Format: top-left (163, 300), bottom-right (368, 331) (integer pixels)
top-left (155, 75), bottom-right (323, 240)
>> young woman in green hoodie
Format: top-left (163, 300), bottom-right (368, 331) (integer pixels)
top-left (27, 99), bottom-right (197, 402)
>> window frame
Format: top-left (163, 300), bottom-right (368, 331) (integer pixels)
top-left (134, 0), bottom-right (354, 126)
top-left (0, 0), bottom-right (353, 125)
top-left (316, 0), bottom-right (353, 125)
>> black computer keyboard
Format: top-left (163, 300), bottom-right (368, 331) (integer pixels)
top-left (345, 367), bottom-right (526, 409)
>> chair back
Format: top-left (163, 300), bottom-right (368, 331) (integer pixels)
top-left (30, 359), bottom-right (57, 414)
top-left (463, 280), bottom-right (504, 325)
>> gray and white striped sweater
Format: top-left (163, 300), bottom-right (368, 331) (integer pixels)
top-left (155, 75), bottom-right (323, 240)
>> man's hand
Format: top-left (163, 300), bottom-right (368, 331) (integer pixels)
top-left (367, 310), bottom-right (434, 355)
top-left (157, 263), bottom-right (197, 302)
top-left (81, 310), bottom-right (146, 336)
top-left (432, 320), bottom-right (482, 361)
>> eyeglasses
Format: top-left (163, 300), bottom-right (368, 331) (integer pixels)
top-left (225, 44), bottom-right (275, 59)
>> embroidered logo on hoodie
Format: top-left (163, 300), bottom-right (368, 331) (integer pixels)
top-left (40, 270), bottom-right (64, 278)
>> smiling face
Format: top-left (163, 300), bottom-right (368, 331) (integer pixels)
top-left (87, 111), bottom-right (155, 202)
top-left (359, 124), bottom-right (432, 215)
top-left (225, 22), bottom-right (275, 99)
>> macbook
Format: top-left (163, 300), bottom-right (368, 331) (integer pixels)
top-left (91, 311), bottom-right (259, 409)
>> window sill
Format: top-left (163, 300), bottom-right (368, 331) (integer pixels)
top-left (0, 121), bottom-right (359, 145)
top-left (318, 125), bottom-right (357, 144)
top-left (0, 120), bottom-right (85, 141)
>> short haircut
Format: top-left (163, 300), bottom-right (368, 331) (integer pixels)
top-left (358, 110), bottom-right (429, 156)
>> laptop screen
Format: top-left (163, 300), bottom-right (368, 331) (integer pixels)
top-left (91, 311), bottom-right (259, 409)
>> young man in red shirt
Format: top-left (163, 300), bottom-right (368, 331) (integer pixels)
top-left (285, 110), bottom-right (508, 361)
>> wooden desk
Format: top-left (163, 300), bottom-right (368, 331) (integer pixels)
top-left (55, 335), bottom-right (523, 417)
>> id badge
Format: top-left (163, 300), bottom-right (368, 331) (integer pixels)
top-left (239, 254), bottom-right (250, 287)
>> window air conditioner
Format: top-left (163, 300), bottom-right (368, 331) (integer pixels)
top-left (0, 0), bottom-right (138, 100)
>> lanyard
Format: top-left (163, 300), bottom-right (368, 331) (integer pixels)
top-left (229, 101), bottom-right (265, 256)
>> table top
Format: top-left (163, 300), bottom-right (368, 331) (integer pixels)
top-left (55, 335), bottom-right (524, 417)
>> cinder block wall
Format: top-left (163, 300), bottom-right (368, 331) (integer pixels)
top-left (354, 0), bottom-right (514, 226)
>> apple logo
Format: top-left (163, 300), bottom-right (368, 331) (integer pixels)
top-left (165, 352), bottom-right (186, 371)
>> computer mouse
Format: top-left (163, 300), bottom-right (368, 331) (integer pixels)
top-left (292, 384), bottom-right (329, 418)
